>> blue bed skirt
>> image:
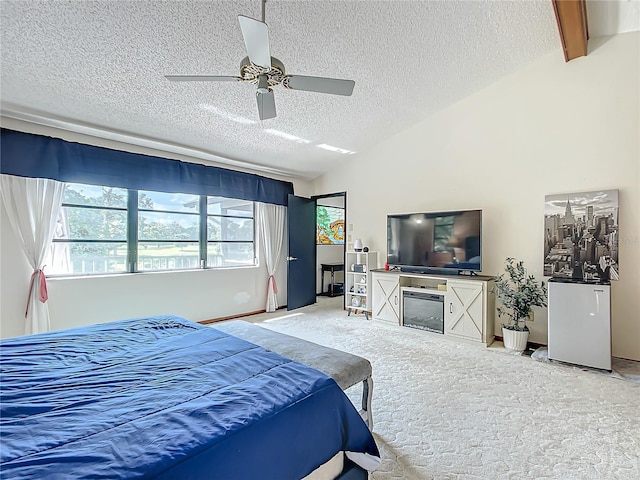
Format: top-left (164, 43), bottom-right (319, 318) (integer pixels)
top-left (0, 315), bottom-right (379, 479)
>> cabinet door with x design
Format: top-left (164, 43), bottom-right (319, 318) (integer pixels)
top-left (371, 271), bottom-right (401, 324)
top-left (445, 280), bottom-right (484, 342)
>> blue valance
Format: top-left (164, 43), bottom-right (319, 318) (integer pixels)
top-left (0, 129), bottom-right (293, 206)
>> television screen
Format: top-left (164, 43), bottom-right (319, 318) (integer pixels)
top-left (387, 210), bottom-right (482, 272)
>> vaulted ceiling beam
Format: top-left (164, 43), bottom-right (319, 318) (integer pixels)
top-left (552, 0), bottom-right (589, 62)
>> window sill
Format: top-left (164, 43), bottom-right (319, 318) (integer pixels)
top-left (46, 264), bottom-right (260, 281)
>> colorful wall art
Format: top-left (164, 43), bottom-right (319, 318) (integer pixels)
top-left (317, 206), bottom-right (345, 245)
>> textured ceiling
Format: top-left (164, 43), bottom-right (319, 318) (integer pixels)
top-left (0, 1), bottom-right (636, 180)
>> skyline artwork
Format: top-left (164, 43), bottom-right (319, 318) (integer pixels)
top-left (544, 189), bottom-right (619, 282)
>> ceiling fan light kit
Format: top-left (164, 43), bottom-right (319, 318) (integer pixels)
top-left (166, 0), bottom-right (355, 120)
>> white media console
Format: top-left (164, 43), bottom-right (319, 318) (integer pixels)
top-left (371, 269), bottom-right (496, 346)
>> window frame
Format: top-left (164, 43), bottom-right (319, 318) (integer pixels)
top-left (206, 199), bottom-right (257, 269)
top-left (51, 190), bottom-right (129, 275)
top-left (48, 185), bottom-right (257, 277)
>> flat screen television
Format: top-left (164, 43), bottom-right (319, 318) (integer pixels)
top-left (387, 209), bottom-right (482, 273)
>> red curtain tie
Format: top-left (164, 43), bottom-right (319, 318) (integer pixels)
top-left (25, 269), bottom-right (48, 317)
top-left (268, 275), bottom-right (278, 294)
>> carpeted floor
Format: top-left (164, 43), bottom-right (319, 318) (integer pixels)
top-left (237, 296), bottom-right (640, 480)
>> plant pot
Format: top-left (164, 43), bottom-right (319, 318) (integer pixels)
top-left (502, 327), bottom-right (529, 352)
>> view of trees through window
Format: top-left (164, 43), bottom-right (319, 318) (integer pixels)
top-left (433, 216), bottom-right (456, 252)
top-left (47, 184), bottom-right (255, 275)
top-left (138, 190), bottom-right (200, 272)
top-left (207, 197), bottom-right (254, 268)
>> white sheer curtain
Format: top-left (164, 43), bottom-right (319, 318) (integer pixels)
top-left (257, 202), bottom-right (286, 312)
top-left (0, 174), bottom-right (65, 334)
top-left (45, 208), bottom-right (72, 275)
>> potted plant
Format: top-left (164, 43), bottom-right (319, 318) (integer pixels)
top-left (494, 257), bottom-right (547, 352)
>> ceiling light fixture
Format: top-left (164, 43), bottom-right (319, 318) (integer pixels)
top-left (199, 103), bottom-right (255, 125)
top-left (264, 129), bottom-right (311, 144)
top-left (316, 144), bottom-right (356, 155)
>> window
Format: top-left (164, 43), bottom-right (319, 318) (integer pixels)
top-left (138, 191), bottom-right (201, 272)
top-left (207, 197), bottom-right (255, 267)
top-left (49, 184), bottom-right (128, 275)
top-left (47, 183), bottom-right (256, 276)
top-left (433, 216), bottom-right (456, 252)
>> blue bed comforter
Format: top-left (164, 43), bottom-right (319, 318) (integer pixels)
top-left (0, 315), bottom-right (379, 479)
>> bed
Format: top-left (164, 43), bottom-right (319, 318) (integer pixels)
top-left (213, 320), bottom-right (374, 430)
top-left (0, 315), bottom-right (379, 479)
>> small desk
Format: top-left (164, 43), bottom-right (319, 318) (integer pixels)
top-left (321, 262), bottom-right (344, 297)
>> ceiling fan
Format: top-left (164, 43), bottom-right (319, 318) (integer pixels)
top-left (166, 0), bottom-right (355, 121)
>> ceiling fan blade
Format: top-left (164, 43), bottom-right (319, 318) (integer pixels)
top-left (284, 75), bottom-right (355, 96)
top-left (165, 75), bottom-right (242, 82)
top-left (256, 90), bottom-right (276, 120)
top-left (238, 15), bottom-right (271, 69)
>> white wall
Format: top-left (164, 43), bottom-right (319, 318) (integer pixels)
top-left (0, 119), bottom-right (312, 338)
top-left (312, 32), bottom-right (640, 361)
